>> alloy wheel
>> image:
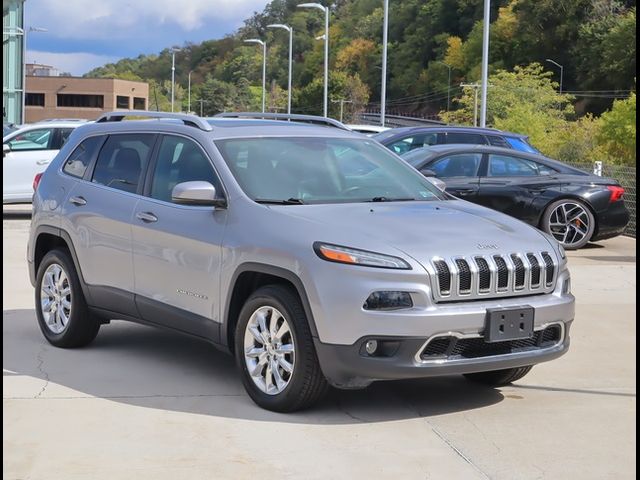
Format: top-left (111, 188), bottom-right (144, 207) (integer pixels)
top-left (40, 263), bottom-right (72, 334)
top-left (548, 201), bottom-right (591, 248)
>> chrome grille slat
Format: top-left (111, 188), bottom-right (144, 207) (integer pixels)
top-left (431, 251), bottom-right (558, 302)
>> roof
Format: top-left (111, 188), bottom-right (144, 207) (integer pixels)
top-left (373, 124), bottom-right (529, 141)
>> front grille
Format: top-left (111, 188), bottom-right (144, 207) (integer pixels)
top-left (420, 324), bottom-right (562, 360)
top-left (430, 251), bottom-right (557, 301)
top-left (455, 259), bottom-right (472, 293)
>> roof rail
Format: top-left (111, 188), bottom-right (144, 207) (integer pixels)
top-left (214, 112), bottom-right (350, 130)
top-left (96, 110), bottom-right (213, 132)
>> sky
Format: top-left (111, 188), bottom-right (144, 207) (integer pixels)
top-left (24, 0), bottom-right (271, 76)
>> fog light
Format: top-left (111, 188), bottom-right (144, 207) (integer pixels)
top-left (365, 340), bottom-right (378, 355)
top-left (363, 291), bottom-right (413, 311)
top-left (562, 277), bottom-right (571, 294)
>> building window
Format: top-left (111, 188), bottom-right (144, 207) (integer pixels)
top-left (26, 93), bottom-right (45, 107)
top-left (57, 94), bottom-right (104, 108)
top-left (133, 97), bottom-right (146, 110)
top-left (116, 95), bottom-right (130, 109)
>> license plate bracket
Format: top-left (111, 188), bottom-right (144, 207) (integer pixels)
top-left (484, 306), bottom-right (534, 343)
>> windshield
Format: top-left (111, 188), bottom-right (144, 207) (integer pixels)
top-left (215, 137), bottom-right (446, 204)
top-left (505, 136), bottom-right (540, 154)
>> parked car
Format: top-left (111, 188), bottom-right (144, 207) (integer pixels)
top-left (403, 144), bottom-right (630, 249)
top-left (3, 120), bottom-right (87, 203)
top-left (374, 125), bottom-right (541, 155)
top-left (346, 124), bottom-right (391, 136)
top-left (29, 111), bottom-right (573, 412)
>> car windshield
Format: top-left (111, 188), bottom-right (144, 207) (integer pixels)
top-left (505, 137), bottom-right (540, 154)
top-left (215, 137), bottom-right (446, 204)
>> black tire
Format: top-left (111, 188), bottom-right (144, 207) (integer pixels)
top-left (35, 249), bottom-right (100, 348)
top-left (234, 285), bottom-right (329, 412)
top-left (463, 366), bottom-right (533, 386)
top-left (541, 198), bottom-right (595, 250)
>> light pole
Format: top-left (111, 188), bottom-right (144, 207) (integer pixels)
top-left (381, 0), bottom-right (389, 127)
top-left (298, 3), bottom-right (329, 117)
top-left (545, 58), bottom-right (564, 94)
top-left (479, 0), bottom-right (490, 127)
top-left (438, 61), bottom-right (452, 112)
top-left (267, 24), bottom-right (293, 115)
top-left (170, 47), bottom-right (181, 112)
top-left (245, 39), bottom-right (266, 113)
top-left (188, 70), bottom-right (193, 113)
top-left (22, 26), bottom-right (48, 123)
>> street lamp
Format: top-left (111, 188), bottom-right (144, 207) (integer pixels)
top-left (170, 47), bottom-right (181, 112)
top-left (188, 70), bottom-right (193, 114)
top-left (438, 61), bottom-right (452, 112)
top-left (545, 58), bottom-right (564, 94)
top-left (381, 0), bottom-right (389, 127)
top-left (479, 0), bottom-right (490, 127)
top-left (298, 2), bottom-right (329, 117)
top-left (244, 39), bottom-right (266, 113)
top-left (23, 26), bottom-right (48, 123)
top-left (267, 24), bottom-right (293, 115)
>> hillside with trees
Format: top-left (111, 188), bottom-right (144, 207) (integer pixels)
top-left (85, 0), bottom-right (636, 164)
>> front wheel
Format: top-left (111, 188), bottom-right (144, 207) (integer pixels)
top-left (463, 366), bottom-right (533, 386)
top-left (235, 285), bottom-right (329, 412)
top-left (542, 199), bottom-right (595, 250)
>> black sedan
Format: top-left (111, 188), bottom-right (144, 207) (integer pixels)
top-left (402, 145), bottom-right (630, 249)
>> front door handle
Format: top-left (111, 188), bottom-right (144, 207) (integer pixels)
top-left (453, 189), bottom-right (475, 196)
top-left (136, 211), bottom-right (158, 223)
top-left (36, 160), bottom-right (51, 165)
top-left (69, 196), bottom-right (87, 206)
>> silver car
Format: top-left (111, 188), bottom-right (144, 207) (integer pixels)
top-left (28, 111), bottom-right (574, 412)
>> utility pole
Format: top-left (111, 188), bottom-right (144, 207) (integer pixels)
top-left (331, 98), bottom-right (353, 123)
top-left (380, 0), bottom-right (389, 127)
top-left (460, 83), bottom-right (480, 127)
top-left (197, 99), bottom-right (207, 117)
top-left (479, 0), bottom-right (490, 127)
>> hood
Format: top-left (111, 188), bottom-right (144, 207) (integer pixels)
top-left (272, 199), bottom-right (554, 266)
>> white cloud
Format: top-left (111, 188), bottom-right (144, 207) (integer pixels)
top-left (26, 0), bottom-right (270, 39)
top-left (26, 51), bottom-right (119, 76)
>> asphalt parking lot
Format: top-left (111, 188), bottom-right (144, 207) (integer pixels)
top-left (3, 205), bottom-right (636, 480)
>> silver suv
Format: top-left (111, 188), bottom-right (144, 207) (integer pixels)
top-left (28, 111), bottom-right (574, 412)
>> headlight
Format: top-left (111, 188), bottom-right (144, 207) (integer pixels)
top-left (313, 242), bottom-right (411, 269)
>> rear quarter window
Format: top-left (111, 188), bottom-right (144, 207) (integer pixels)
top-left (62, 136), bottom-right (104, 178)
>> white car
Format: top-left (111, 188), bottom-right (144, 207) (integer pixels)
top-left (3, 121), bottom-right (86, 204)
top-left (346, 124), bottom-right (391, 136)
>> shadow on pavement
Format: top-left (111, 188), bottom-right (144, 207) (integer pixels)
top-left (3, 308), bottom-right (504, 424)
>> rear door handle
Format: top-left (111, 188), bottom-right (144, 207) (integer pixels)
top-left (136, 212), bottom-right (158, 223)
top-left (36, 160), bottom-right (51, 165)
top-left (69, 196), bottom-right (87, 206)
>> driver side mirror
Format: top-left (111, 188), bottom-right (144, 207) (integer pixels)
top-left (421, 169), bottom-right (437, 177)
top-left (3, 144), bottom-right (10, 157)
top-left (171, 181), bottom-right (227, 208)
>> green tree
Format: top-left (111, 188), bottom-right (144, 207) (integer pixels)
top-left (597, 92), bottom-right (636, 165)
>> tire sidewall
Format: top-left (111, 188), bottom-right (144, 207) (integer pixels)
top-left (35, 249), bottom-right (90, 346)
top-left (234, 286), bottom-right (312, 411)
top-left (542, 199), bottom-right (595, 249)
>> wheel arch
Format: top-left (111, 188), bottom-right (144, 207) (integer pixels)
top-left (222, 263), bottom-right (318, 354)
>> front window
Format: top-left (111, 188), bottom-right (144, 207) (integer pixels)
top-left (215, 137), bottom-right (446, 204)
top-left (427, 153), bottom-right (482, 178)
top-left (6, 128), bottom-right (53, 151)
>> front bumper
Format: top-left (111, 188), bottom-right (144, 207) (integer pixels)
top-left (315, 320), bottom-right (572, 389)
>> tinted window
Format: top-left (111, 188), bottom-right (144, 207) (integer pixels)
top-left (63, 136), bottom-right (104, 178)
top-left (427, 153), bottom-right (482, 178)
top-left (116, 96), bottom-right (130, 109)
top-left (56, 128), bottom-right (74, 149)
top-left (387, 133), bottom-right (438, 155)
top-left (57, 94), bottom-right (104, 108)
top-left (91, 134), bottom-right (154, 193)
top-left (487, 135), bottom-right (510, 148)
top-left (488, 154), bottom-right (539, 176)
top-left (25, 93), bottom-right (45, 106)
top-left (216, 137), bottom-right (445, 204)
top-left (150, 136), bottom-right (220, 203)
top-left (505, 137), bottom-right (540, 153)
top-left (7, 128), bottom-right (53, 151)
top-left (445, 132), bottom-right (487, 145)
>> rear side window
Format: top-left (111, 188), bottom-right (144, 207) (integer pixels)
top-left (428, 153), bottom-right (482, 178)
top-left (388, 133), bottom-right (438, 155)
top-left (57, 128), bottom-right (75, 149)
top-left (62, 136), bottom-right (104, 178)
top-left (91, 134), bottom-right (155, 193)
top-left (445, 132), bottom-right (487, 145)
top-left (488, 154), bottom-right (538, 176)
top-left (505, 137), bottom-right (540, 154)
top-left (487, 135), bottom-right (510, 148)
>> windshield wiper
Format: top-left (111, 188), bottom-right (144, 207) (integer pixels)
top-left (254, 198), bottom-right (305, 205)
top-left (368, 196), bottom-right (415, 202)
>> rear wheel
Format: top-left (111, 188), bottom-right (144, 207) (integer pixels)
top-left (464, 366), bottom-right (533, 386)
top-left (35, 249), bottom-right (100, 348)
top-left (235, 285), bottom-right (329, 412)
top-left (542, 199), bottom-right (595, 250)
